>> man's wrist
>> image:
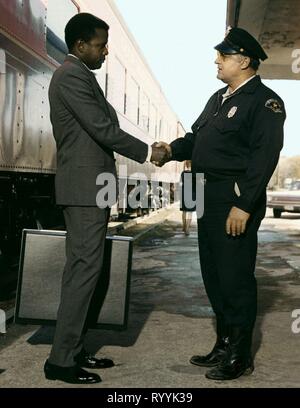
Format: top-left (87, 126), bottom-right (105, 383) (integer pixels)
top-left (146, 145), bottom-right (152, 162)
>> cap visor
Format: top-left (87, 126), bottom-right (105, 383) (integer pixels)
top-left (214, 41), bottom-right (239, 55)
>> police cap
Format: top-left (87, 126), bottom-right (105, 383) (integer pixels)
top-left (214, 27), bottom-right (268, 61)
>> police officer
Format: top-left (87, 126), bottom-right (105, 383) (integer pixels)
top-left (155, 27), bottom-right (286, 380)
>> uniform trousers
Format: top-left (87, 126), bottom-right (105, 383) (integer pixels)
top-left (49, 206), bottom-right (110, 367)
top-left (197, 179), bottom-right (266, 330)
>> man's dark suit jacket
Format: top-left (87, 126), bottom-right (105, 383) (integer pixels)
top-left (49, 55), bottom-right (148, 206)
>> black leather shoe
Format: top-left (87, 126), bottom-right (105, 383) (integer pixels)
top-left (44, 360), bottom-right (101, 384)
top-left (190, 336), bottom-right (229, 367)
top-left (74, 350), bottom-right (114, 369)
top-left (205, 326), bottom-right (254, 380)
top-left (205, 356), bottom-right (254, 380)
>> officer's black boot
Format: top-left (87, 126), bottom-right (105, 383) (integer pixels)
top-left (205, 326), bottom-right (254, 380)
top-left (190, 319), bottom-right (229, 367)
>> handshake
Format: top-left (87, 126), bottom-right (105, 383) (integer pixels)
top-left (150, 142), bottom-right (172, 167)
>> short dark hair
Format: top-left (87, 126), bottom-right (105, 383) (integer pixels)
top-left (249, 58), bottom-right (260, 71)
top-left (65, 13), bottom-right (109, 51)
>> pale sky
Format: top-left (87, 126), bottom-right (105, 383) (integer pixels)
top-left (114, 0), bottom-right (299, 157)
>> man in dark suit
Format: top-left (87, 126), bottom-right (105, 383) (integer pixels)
top-left (154, 28), bottom-right (285, 380)
top-left (44, 13), bottom-right (168, 384)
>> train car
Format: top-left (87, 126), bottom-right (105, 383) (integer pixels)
top-left (0, 0), bottom-right (185, 295)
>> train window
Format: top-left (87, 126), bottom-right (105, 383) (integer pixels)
top-left (140, 92), bottom-right (150, 133)
top-left (94, 61), bottom-right (107, 94)
top-left (160, 118), bottom-right (167, 139)
top-left (46, 0), bottom-right (79, 64)
top-left (149, 104), bottom-right (158, 139)
top-left (107, 56), bottom-right (126, 114)
top-left (159, 118), bottom-right (162, 138)
top-left (126, 76), bottom-right (139, 125)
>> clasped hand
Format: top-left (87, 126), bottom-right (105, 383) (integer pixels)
top-left (150, 142), bottom-right (172, 167)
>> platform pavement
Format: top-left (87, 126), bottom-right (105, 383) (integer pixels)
top-left (0, 209), bottom-right (299, 388)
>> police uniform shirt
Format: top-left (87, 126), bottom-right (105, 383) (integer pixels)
top-left (170, 75), bottom-right (286, 213)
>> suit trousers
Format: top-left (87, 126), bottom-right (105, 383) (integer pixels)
top-left (49, 206), bottom-right (110, 367)
top-left (197, 179), bottom-right (265, 330)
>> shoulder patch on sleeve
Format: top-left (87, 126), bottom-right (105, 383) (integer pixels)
top-left (265, 98), bottom-right (283, 113)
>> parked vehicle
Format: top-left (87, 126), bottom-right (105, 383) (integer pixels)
top-left (267, 180), bottom-right (300, 218)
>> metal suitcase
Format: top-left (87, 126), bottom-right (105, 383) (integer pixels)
top-left (15, 229), bottom-right (133, 330)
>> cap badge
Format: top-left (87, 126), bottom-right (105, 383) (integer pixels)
top-left (227, 106), bottom-right (238, 118)
top-left (225, 26), bottom-right (232, 36)
top-left (265, 99), bottom-right (282, 113)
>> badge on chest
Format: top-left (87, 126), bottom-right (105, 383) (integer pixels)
top-left (227, 106), bottom-right (238, 118)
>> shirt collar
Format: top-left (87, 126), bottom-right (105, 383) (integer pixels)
top-left (222, 75), bottom-right (257, 100)
top-left (68, 53), bottom-right (93, 73)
